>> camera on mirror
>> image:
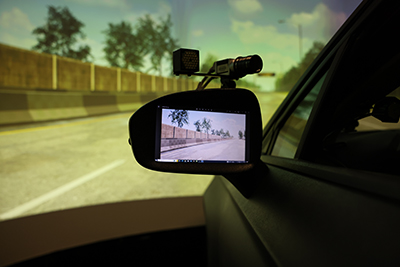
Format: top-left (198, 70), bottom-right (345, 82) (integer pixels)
top-left (173, 48), bottom-right (263, 89)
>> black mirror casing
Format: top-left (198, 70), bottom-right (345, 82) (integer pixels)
top-left (128, 88), bottom-right (262, 175)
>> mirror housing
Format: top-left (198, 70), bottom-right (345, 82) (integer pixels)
top-left (128, 88), bottom-right (262, 175)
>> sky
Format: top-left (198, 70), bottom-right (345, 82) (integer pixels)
top-left (162, 109), bottom-right (246, 138)
top-left (0, 0), bottom-right (362, 91)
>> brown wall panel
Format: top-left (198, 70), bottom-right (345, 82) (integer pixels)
top-left (140, 73), bottom-right (152, 92)
top-left (121, 70), bottom-right (137, 92)
top-left (57, 57), bottom-right (90, 90)
top-left (95, 66), bottom-right (117, 91)
top-left (0, 44), bottom-right (52, 89)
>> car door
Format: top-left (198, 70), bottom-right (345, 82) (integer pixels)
top-left (204, 0), bottom-right (400, 266)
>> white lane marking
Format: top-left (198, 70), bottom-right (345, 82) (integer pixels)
top-left (0, 159), bottom-right (126, 220)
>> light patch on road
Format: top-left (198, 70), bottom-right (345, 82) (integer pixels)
top-left (0, 159), bottom-right (126, 220)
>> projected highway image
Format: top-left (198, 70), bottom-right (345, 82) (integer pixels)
top-left (159, 109), bottom-right (247, 162)
top-left (0, 0), bottom-right (360, 224)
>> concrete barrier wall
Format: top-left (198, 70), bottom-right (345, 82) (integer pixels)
top-left (175, 127), bottom-right (186, 138)
top-left (95, 65), bottom-right (117, 91)
top-left (161, 124), bottom-right (174, 138)
top-left (0, 89), bottom-right (169, 125)
top-left (161, 123), bottom-right (221, 143)
top-left (58, 57), bottom-right (91, 90)
top-left (0, 44), bottom-right (53, 89)
top-left (155, 76), bottom-right (163, 92)
top-left (0, 43), bottom-right (199, 93)
top-left (187, 130), bottom-right (195, 138)
top-left (121, 70), bottom-right (137, 92)
top-left (140, 73), bottom-right (152, 92)
top-left (0, 43), bottom-right (254, 125)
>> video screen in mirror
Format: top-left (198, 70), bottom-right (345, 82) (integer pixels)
top-left (155, 107), bottom-right (249, 163)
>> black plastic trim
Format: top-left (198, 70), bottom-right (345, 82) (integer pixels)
top-left (261, 155), bottom-right (400, 202)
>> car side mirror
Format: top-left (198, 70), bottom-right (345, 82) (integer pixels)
top-left (128, 88), bottom-right (262, 175)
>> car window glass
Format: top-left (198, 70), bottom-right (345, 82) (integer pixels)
top-left (328, 85), bottom-right (400, 176)
top-left (356, 87), bottom-right (400, 131)
top-left (271, 72), bottom-right (327, 158)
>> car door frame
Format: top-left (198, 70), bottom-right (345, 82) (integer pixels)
top-left (204, 0), bottom-right (400, 266)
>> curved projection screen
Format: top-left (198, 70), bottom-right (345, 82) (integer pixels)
top-left (0, 0), bottom-right (361, 221)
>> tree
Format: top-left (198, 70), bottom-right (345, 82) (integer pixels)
top-left (201, 53), bottom-right (219, 73)
top-left (103, 21), bottom-right (149, 70)
top-left (103, 14), bottom-right (178, 74)
top-left (275, 41), bottom-right (325, 92)
top-left (194, 120), bottom-right (202, 132)
top-left (146, 14), bottom-right (179, 76)
top-left (168, 110), bottom-right (188, 128)
top-left (32, 6), bottom-right (91, 61)
top-left (219, 129), bottom-right (225, 138)
top-left (211, 129), bottom-right (216, 135)
top-left (201, 118), bottom-right (212, 134)
top-left (225, 130), bottom-right (231, 138)
top-left (238, 130), bottom-right (243, 139)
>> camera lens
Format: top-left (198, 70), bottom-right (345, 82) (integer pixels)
top-left (231, 55), bottom-right (263, 78)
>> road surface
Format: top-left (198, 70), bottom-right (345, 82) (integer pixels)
top-left (161, 139), bottom-right (245, 161)
top-left (0, 92), bottom-right (286, 221)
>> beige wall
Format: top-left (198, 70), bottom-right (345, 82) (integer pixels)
top-left (161, 123), bottom-right (221, 140)
top-left (0, 44), bottom-right (206, 93)
top-left (155, 76), bottom-right (163, 92)
top-left (140, 73), bottom-right (152, 92)
top-left (161, 124), bottom-right (174, 138)
top-left (0, 44), bottom-right (52, 89)
top-left (121, 70), bottom-right (137, 92)
top-left (95, 65), bottom-right (117, 91)
top-left (174, 127), bottom-right (186, 138)
top-left (58, 57), bottom-right (91, 90)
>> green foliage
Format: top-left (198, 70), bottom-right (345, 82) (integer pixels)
top-left (103, 14), bottom-right (178, 73)
top-left (194, 120), bottom-right (202, 132)
top-left (32, 6), bottom-right (91, 61)
top-left (102, 21), bottom-right (149, 70)
top-left (146, 15), bottom-right (179, 76)
top-left (275, 41), bottom-right (325, 92)
top-left (219, 128), bottom-right (225, 137)
top-left (168, 110), bottom-right (189, 128)
top-left (201, 118), bottom-right (212, 134)
top-left (238, 130), bottom-right (243, 139)
top-left (201, 53), bottom-right (218, 73)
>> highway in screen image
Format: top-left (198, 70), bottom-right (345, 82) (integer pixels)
top-left (161, 139), bottom-right (245, 162)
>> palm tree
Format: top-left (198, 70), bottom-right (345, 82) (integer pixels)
top-left (168, 110), bottom-right (188, 128)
